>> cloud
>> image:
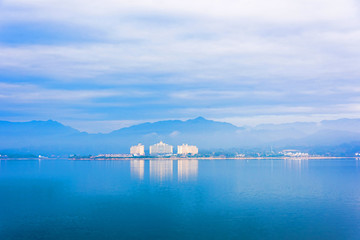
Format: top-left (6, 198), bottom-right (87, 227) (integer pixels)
top-left (0, 0), bottom-right (359, 81)
top-left (1, 31), bottom-right (360, 82)
top-left (61, 119), bottom-right (145, 133)
top-left (169, 131), bottom-right (180, 137)
top-left (1, 0), bottom-right (360, 131)
top-left (0, 82), bottom-right (131, 102)
top-left (177, 103), bottom-right (360, 123)
top-left (214, 113), bottom-right (360, 127)
top-left (2, 0), bottom-right (358, 24)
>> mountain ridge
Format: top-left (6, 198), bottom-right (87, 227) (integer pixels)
top-left (110, 116), bottom-right (239, 135)
top-left (1, 117), bottom-right (360, 156)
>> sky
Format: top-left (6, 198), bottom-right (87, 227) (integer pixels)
top-left (1, 0), bottom-right (360, 133)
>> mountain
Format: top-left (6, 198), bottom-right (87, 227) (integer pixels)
top-left (1, 117), bottom-right (360, 156)
top-left (105, 117), bottom-right (242, 152)
top-left (0, 120), bottom-right (86, 155)
top-left (0, 120), bottom-right (80, 136)
top-left (0, 117), bottom-right (241, 155)
top-left (111, 117), bottom-right (238, 135)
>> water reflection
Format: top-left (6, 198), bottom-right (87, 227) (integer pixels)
top-left (130, 160), bottom-right (200, 182)
top-left (178, 160), bottom-right (198, 182)
top-left (130, 160), bottom-right (145, 180)
top-left (2, 159), bottom-right (360, 239)
top-left (150, 160), bottom-right (173, 182)
top-left (284, 158), bottom-right (308, 173)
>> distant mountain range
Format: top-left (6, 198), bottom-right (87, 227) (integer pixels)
top-left (1, 117), bottom-right (360, 156)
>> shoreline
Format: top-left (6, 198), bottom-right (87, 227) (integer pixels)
top-left (1, 156), bottom-right (357, 160)
top-left (68, 156), bottom-right (357, 160)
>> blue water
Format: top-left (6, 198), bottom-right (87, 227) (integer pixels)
top-left (0, 159), bottom-right (360, 239)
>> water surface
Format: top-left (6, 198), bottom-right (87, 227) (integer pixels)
top-left (0, 159), bottom-right (360, 239)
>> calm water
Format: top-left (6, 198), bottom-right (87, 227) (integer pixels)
top-left (1, 159), bottom-right (360, 239)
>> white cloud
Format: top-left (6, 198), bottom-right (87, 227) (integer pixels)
top-left (0, 0), bottom-right (359, 83)
top-left (1, 28), bottom-right (360, 82)
top-left (2, 0), bottom-right (358, 23)
top-left (169, 130), bottom-right (180, 137)
top-left (214, 113), bottom-right (360, 127)
top-left (61, 119), bottom-right (145, 133)
top-left (1, 0), bottom-right (360, 130)
top-left (0, 82), bottom-right (138, 102)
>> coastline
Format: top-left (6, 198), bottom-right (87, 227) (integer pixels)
top-left (1, 156), bottom-right (357, 161)
top-left (69, 156), bottom-right (356, 160)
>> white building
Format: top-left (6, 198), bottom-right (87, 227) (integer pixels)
top-left (280, 149), bottom-right (309, 157)
top-left (149, 141), bottom-right (173, 155)
top-left (177, 144), bottom-right (198, 155)
top-left (96, 154), bottom-right (132, 158)
top-left (130, 143), bottom-right (145, 156)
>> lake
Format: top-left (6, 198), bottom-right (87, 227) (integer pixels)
top-left (0, 159), bottom-right (360, 239)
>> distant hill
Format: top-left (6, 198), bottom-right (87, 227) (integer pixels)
top-left (1, 117), bottom-right (360, 156)
top-left (0, 117), bottom-right (242, 155)
top-left (0, 120), bottom-right (80, 136)
top-left (111, 117), bottom-right (238, 135)
top-left (0, 120), bottom-right (85, 155)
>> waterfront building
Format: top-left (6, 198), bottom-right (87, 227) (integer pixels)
top-left (280, 149), bottom-right (309, 157)
top-left (177, 144), bottom-right (198, 155)
top-left (149, 141), bottom-right (173, 155)
top-left (130, 143), bottom-right (145, 156)
top-left (96, 154), bottom-right (132, 158)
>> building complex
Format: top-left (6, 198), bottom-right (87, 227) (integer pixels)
top-left (177, 144), bottom-right (198, 155)
top-left (130, 141), bottom-right (199, 156)
top-left (149, 141), bottom-right (173, 155)
top-left (130, 143), bottom-right (145, 156)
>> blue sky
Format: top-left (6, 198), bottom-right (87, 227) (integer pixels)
top-left (1, 0), bottom-right (360, 132)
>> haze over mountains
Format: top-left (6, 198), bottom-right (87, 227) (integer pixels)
top-left (1, 117), bottom-right (360, 156)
